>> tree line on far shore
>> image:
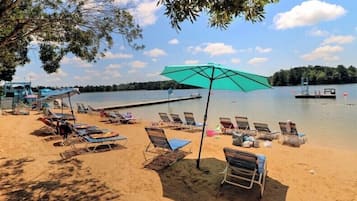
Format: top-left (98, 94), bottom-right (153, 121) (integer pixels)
top-left (28, 80), bottom-right (199, 93)
top-left (271, 65), bottom-right (356, 86)
top-left (1, 65), bottom-right (356, 94)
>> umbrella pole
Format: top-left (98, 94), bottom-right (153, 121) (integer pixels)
top-left (68, 93), bottom-right (75, 124)
top-left (196, 77), bottom-right (214, 169)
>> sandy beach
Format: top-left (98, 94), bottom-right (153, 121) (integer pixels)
top-left (0, 110), bottom-right (356, 201)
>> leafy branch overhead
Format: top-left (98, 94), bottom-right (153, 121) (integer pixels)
top-left (157, 0), bottom-right (279, 30)
top-left (0, 0), bottom-right (278, 82)
top-left (0, 0), bottom-right (144, 80)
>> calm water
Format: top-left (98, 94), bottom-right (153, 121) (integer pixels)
top-left (71, 84), bottom-right (357, 150)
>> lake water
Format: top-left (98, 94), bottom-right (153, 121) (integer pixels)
top-left (71, 84), bottom-right (357, 150)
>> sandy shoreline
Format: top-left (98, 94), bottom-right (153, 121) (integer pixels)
top-left (0, 110), bottom-right (356, 201)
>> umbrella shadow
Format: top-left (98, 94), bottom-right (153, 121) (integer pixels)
top-left (155, 158), bottom-right (288, 201)
top-left (0, 157), bottom-right (121, 200)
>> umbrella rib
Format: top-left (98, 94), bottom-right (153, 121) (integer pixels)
top-left (214, 68), bottom-right (271, 91)
top-left (163, 66), bottom-right (212, 83)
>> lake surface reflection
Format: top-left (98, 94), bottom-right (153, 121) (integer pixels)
top-left (72, 84), bottom-right (357, 150)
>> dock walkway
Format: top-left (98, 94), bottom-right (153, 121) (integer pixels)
top-left (91, 94), bottom-right (202, 111)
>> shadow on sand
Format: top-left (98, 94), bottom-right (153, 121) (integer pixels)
top-left (152, 157), bottom-right (288, 201)
top-left (0, 157), bottom-right (120, 200)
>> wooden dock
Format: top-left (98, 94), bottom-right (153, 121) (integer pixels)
top-left (91, 94), bottom-right (202, 110)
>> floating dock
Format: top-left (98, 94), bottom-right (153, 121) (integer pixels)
top-left (91, 94), bottom-right (202, 110)
top-left (295, 94), bottom-right (336, 99)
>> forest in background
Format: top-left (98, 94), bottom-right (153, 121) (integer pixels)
top-left (1, 65), bottom-right (356, 94)
top-left (271, 65), bottom-right (356, 86)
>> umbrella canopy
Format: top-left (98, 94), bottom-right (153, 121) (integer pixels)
top-left (39, 88), bottom-right (80, 123)
top-left (161, 63), bottom-right (272, 169)
top-left (39, 88), bottom-right (80, 102)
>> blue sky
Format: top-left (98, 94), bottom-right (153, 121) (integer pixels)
top-left (11, 0), bottom-right (357, 87)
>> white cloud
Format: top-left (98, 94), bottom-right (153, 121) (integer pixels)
top-left (55, 69), bottom-right (68, 77)
top-left (144, 48), bottom-right (167, 57)
top-left (274, 0), bottom-right (346, 30)
top-left (308, 28), bottom-right (329, 37)
top-left (322, 35), bottom-right (355, 45)
top-left (184, 60), bottom-right (199, 64)
top-left (231, 58), bottom-right (241, 64)
top-left (104, 52), bottom-right (133, 59)
top-left (146, 72), bottom-right (161, 77)
top-left (301, 45), bottom-right (343, 61)
top-left (248, 57), bottom-right (268, 65)
top-left (129, 1), bottom-right (160, 27)
top-left (85, 70), bottom-right (101, 77)
top-left (105, 63), bottom-right (122, 70)
top-left (61, 56), bottom-right (93, 68)
top-left (168, 38), bottom-right (179, 45)
top-left (255, 46), bottom-right (272, 53)
top-left (131, 60), bottom-right (147, 68)
top-left (26, 72), bottom-right (40, 81)
top-left (188, 43), bottom-right (236, 56)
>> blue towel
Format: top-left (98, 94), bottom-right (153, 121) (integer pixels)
top-left (168, 138), bottom-right (191, 151)
top-left (256, 154), bottom-right (266, 174)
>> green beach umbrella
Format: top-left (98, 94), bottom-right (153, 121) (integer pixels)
top-left (161, 63), bottom-right (272, 169)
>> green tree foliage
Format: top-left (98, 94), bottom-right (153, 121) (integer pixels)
top-left (74, 80), bottom-right (198, 93)
top-left (158, 0), bottom-right (279, 30)
top-left (270, 65), bottom-right (357, 86)
top-left (1, 0), bottom-right (278, 82)
top-left (0, 0), bottom-right (144, 81)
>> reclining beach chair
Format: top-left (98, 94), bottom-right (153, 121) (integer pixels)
top-left (221, 147), bottom-right (267, 198)
top-left (219, 117), bottom-right (238, 134)
top-left (76, 103), bottom-right (88, 113)
top-left (143, 127), bottom-right (191, 165)
top-left (169, 113), bottom-right (190, 129)
top-left (235, 116), bottom-right (257, 136)
top-left (183, 112), bottom-right (203, 131)
top-left (82, 134), bottom-right (128, 152)
top-left (37, 117), bottom-right (58, 134)
top-left (158, 112), bottom-right (177, 128)
top-left (104, 111), bottom-right (130, 124)
top-left (253, 122), bottom-right (279, 140)
top-left (279, 121), bottom-right (307, 147)
top-left (113, 111), bottom-right (137, 124)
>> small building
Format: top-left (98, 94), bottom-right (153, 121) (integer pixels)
top-left (1, 82), bottom-right (37, 109)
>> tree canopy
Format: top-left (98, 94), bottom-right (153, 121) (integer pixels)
top-left (158, 0), bottom-right (279, 30)
top-left (0, 0), bottom-right (144, 81)
top-left (1, 0), bottom-right (279, 81)
top-left (270, 65), bottom-right (357, 86)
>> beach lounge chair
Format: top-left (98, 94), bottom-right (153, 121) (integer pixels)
top-left (169, 113), bottom-right (190, 129)
top-left (37, 117), bottom-right (58, 133)
top-left (221, 147), bottom-right (267, 198)
top-left (76, 103), bottom-right (88, 113)
top-left (143, 127), bottom-right (191, 164)
top-left (113, 111), bottom-right (137, 124)
top-left (219, 117), bottom-right (238, 134)
top-left (158, 112), bottom-right (177, 128)
top-left (183, 112), bottom-right (203, 131)
top-left (253, 122), bottom-right (279, 140)
top-left (279, 121), bottom-right (307, 147)
top-left (82, 134), bottom-right (128, 152)
top-left (104, 111), bottom-right (123, 124)
top-left (235, 116), bottom-right (251, 130)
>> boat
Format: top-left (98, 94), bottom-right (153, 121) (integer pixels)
top-left (294, 78), bottom-right (336, 99)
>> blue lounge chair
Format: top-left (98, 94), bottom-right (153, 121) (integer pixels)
top-left (82, 134), bottom-right (127, 152)
top-left (144, 127), bottom-right (191, 164)
top-left (222, 147), bottom-right (267, 198)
